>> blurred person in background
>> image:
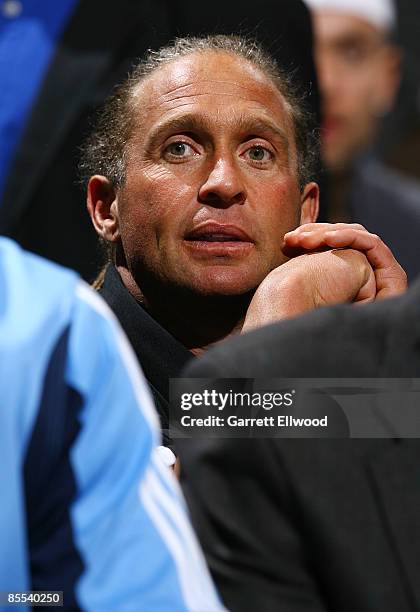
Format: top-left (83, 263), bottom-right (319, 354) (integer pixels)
top-left (306, 0), bottom-right (420, 281)
top-left (0, 0), bottom-right (319, 282)
top-left (382, 0), bottom-right (420, 182)
top-left (0, 237), bottom-right (223, 611)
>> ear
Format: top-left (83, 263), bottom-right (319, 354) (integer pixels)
top-left (87, 175), bottom-right (120, 242)
top-left (299, 182), bottom-right (319, 225)
top-left (374, 45), bottom-right (402, 116)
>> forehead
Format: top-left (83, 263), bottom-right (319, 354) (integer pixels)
top-left (130, 51), bottom-right (293, 137)
top-left (313, 11), bottom-right (384, 45)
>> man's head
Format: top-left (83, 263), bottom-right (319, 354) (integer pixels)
top-left (82, 35), bottom-right (319, 301)
top-left (305, 0), bottom-right (401, 172)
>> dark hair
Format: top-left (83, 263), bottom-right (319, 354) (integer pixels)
top-left (79, 34), bottom-right (319, 192)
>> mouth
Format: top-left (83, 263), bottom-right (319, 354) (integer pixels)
top-left (187, 233), bottom-right (246, 243)
top-left (183, 223), bottom-right (254, 258)
top-left (184, 223), bottom-right (253, 243)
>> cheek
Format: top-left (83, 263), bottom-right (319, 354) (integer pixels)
top-left (123, 165), bottom-right (178, 215)
top-left (251, 179), bottom-right (301, 268)
top-left (346, 72), bottom-right (378, 114)
top-left (119, 166), bottom-right (195, 246)
top-left (257, 179), bottom-right (301, 230)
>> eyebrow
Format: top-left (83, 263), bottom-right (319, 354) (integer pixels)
top-left (328, 30), bottom-right (385, 51)
top-left (235, 115), bottom-right (291, 154)
top-left (145, 112), bottom-right (291, 157)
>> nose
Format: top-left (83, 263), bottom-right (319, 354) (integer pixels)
top-left (198, 156), bottom-right (246, 208)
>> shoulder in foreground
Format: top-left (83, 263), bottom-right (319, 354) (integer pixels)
top-left (186, 285), bottom-right (419, 378)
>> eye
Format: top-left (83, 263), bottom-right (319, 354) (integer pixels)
top-left (336, 41), bottom-right (372, 65)
top-left (244, 145), bottom-right (273, 165)
top-left (163, 141), bottom-right (197, 161)
top-left (342, 46), bottom-right (364, 63)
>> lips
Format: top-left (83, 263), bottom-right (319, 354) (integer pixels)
top-left (185, 223), bottom-right (253, 243)
top-left (183, 222), bottom-right (254, 259)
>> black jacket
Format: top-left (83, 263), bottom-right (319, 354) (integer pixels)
top-left (179, 284), bottom-right (420, 611)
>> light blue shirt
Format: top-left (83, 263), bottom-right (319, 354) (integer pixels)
top-left (0, 238), bottom-right (224, 611)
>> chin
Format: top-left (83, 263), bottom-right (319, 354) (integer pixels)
top-left (186, 268), bottom-right (262, 297)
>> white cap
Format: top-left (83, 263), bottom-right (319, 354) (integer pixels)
top-left (304, 0), bottom-right (396, 31)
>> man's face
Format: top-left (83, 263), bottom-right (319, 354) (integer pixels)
top-left (313, 11), bottom-right (399, 172)
top-left (114, 51), bottom-right (316, 298)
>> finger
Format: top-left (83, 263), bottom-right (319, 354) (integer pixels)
top-left (283, 225), bottom-right (407, 299)
top-left (285, 222), bottom-right (366, 238)
top-left (324, 230), bottom-right (407, 297)
top-left (281, 240), bottom-right (330, 258)
top-left (283, 227), bottom-right (367, 253)
top-left (284, 227), bottom-right (407, 299)
top-left (285, 228), bottom-right (392, 263)
top-left (283, 225), bottom-right (368, 252)
top-left (330, 249), bottom-right (376, 304)
top-left (323, 230), bottom-right (394, 269)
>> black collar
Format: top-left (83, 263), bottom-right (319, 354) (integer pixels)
top-left (99, 266), bottom-right (193, 403)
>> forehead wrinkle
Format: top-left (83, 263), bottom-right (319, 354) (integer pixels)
top-left (156, 78), bottom-right (272, 104)
top-left (155, 91), bottom-right (243, 112)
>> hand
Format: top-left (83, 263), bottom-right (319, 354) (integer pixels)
top-left (242, 248), bottom-right (374, 332)
top-left (242, 224), bottom-right (407, 333)
top-left (283, 223), bottom-right (407, 300)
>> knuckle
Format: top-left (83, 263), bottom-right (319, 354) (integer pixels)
top-left (369, 233), bottom-right (382, 246)
top-left (398, 266), bottom-right (408, 284)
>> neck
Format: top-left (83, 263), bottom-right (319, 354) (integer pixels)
top-left (117, 265), bottom-right (251, 355)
